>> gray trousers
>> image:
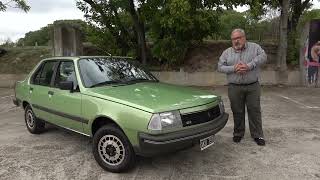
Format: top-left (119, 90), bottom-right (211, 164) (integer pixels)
top-left (228, 82), bottom-right (264, 138)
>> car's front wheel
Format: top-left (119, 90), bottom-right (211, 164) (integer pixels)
top-left (93, 125), bottom-right (136, 172)
top-left (24, 104), bottom-right (45, 134)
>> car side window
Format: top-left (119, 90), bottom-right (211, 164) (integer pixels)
top-left (54, 61), bottom-right (78, 90)
top-left (31, 64), bottom-right (43, 85)
top-left (32, 61), bottom-right (56, 86)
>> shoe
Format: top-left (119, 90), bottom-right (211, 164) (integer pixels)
top-left (254, 137), bottom-right (265, 146)
top-left (233, 136), bottom-right (242, 143)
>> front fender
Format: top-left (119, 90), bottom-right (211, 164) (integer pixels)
top-left (82, 95), bottom-right (152, 147)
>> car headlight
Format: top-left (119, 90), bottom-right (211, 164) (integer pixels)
top-left (148, 110), bottom-right (182, 131)
top-left (219, 99), bottom-right (225, 114)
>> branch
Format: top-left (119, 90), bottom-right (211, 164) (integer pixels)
top-left (83, 0), bottom-right (130, 50)
top-left (83, 0), bottom-right (115, 32)
top-left (0, 0), bottom-right (30, 12)
top-left (109, 2), bottom-right (135, 42)
top-left (4, 0), bottom-right (14, 6)
top-left (301, 0), bottom-right (311, 10)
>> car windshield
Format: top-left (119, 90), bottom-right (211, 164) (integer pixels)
top-left (78, 57), bottom-right (158, 88)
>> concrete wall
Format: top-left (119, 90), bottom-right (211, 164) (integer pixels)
top-left (0, 74), bottom-right (28, 88)
top-left (152, 70), bottom-right (301, 86)
top-left (52, 23), bottom-right (83, 56)
top-left (0, 70), bottom-right (301, 88)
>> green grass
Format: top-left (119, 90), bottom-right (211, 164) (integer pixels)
top-left (0, 46), bottom-right (51, 74)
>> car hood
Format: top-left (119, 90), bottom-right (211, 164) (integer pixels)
top-left (82, 82), bottom-right (219, 113)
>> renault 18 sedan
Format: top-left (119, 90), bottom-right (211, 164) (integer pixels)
top-left (13, 56), bottom-right (228, 172)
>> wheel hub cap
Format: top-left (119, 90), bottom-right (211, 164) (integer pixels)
top-left (26, 110), bottom-right (35, 128)
top-left (98, 135), bottom-right (125, 166)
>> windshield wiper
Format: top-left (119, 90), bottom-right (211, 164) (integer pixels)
top-left (125, 78), bottom-right (159, 84)
top-left (90, 80), bottom-right (122, 88)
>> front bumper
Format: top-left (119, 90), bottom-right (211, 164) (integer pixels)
top-left (13, 98), bottom-right (21, 106)
top-left (135, 112), bottom-right (228, 156)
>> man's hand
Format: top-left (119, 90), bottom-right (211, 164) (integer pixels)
top-left (235, 62), bottom-right (249, 74)
top-left (234, 63), bottom-right (241, 72)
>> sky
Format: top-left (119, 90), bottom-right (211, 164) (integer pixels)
top-left (0, 0), bottom-right (320, 44)
top-left (0, 0), bottom-right (84, 43)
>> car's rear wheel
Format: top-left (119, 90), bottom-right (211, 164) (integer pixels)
top-left (93, 125), bottom-right (135, 172)
top-left (24, 104), bottom-right (45, 134)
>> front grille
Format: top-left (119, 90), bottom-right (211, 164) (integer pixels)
top-left (181, 105), bottom-right (221, 127)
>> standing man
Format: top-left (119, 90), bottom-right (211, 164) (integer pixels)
top-left (217, 28), bottom-right (267, 146)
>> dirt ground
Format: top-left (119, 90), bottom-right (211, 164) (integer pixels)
top-left (0, 86), bottom-right (319, 180)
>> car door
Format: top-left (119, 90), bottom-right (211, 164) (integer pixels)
top-left (29, 60), bottom-right (58, 122)
top-left (49, 60), bottom-right (84, 133)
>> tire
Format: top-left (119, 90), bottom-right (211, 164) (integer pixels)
top-left (24, 104), bottom-right (45, 134)
top-left (93, 125), bottom-right (136, 173)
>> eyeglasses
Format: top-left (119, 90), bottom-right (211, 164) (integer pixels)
top-left (231, 36), bottom-right (243, 41)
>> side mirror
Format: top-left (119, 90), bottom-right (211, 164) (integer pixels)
top-left (59, 81), bottom-right (73, 92)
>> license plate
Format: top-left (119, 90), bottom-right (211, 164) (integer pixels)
top-left (200, 135), bottom-right (215, 151)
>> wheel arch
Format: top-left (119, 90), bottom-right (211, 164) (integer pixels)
top-left (91, 116), bottom-right (124, 136)
top-left (22, 101), bottom-right (30, 110)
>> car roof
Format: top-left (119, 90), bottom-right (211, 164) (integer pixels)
top-left (41, 56), bottom-right (133, 62)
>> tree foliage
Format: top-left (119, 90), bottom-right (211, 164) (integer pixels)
top-left (0, 38), bottom-right (14, 47)
top-left (215, 10), bottom-right (247, 40)
top-left (17, 20), bottom-right (89, 47)
top-left (12, 0), bottom-right (316, 69)
top-left (76, 0), bottom-right (137, 56)
top-left (146, 0), bottom-right (220, 64)
top-left (17, 26), bottom-right (51, 46)
top-left (77, 0), bottom-right (225, 64)
top-left (0, 0), bottom-right (30, 12)
top-left (297, 8), bottom-right (320, 32)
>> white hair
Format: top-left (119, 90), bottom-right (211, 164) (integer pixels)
top-left (231, 28), bottom-right (246, 37)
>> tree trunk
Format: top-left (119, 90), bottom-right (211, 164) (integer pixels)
top-left (109, 2), bottom-right (136, 44)
top-left (276, 0), bottom-right (289, 84)
top-left (128, 0), bottom-right (147, 65)
top-left (286, 0), bottom-right (310, 67)
top-left (289, 0), bottom-right (310, 32)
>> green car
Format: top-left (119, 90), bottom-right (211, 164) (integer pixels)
top-left (13, 56), bottom-right (228, 172)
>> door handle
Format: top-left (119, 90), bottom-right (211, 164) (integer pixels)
top-left (48, 91), bottom-right (54, 96)
top-left (29, 87), bottom-right (33, 94)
